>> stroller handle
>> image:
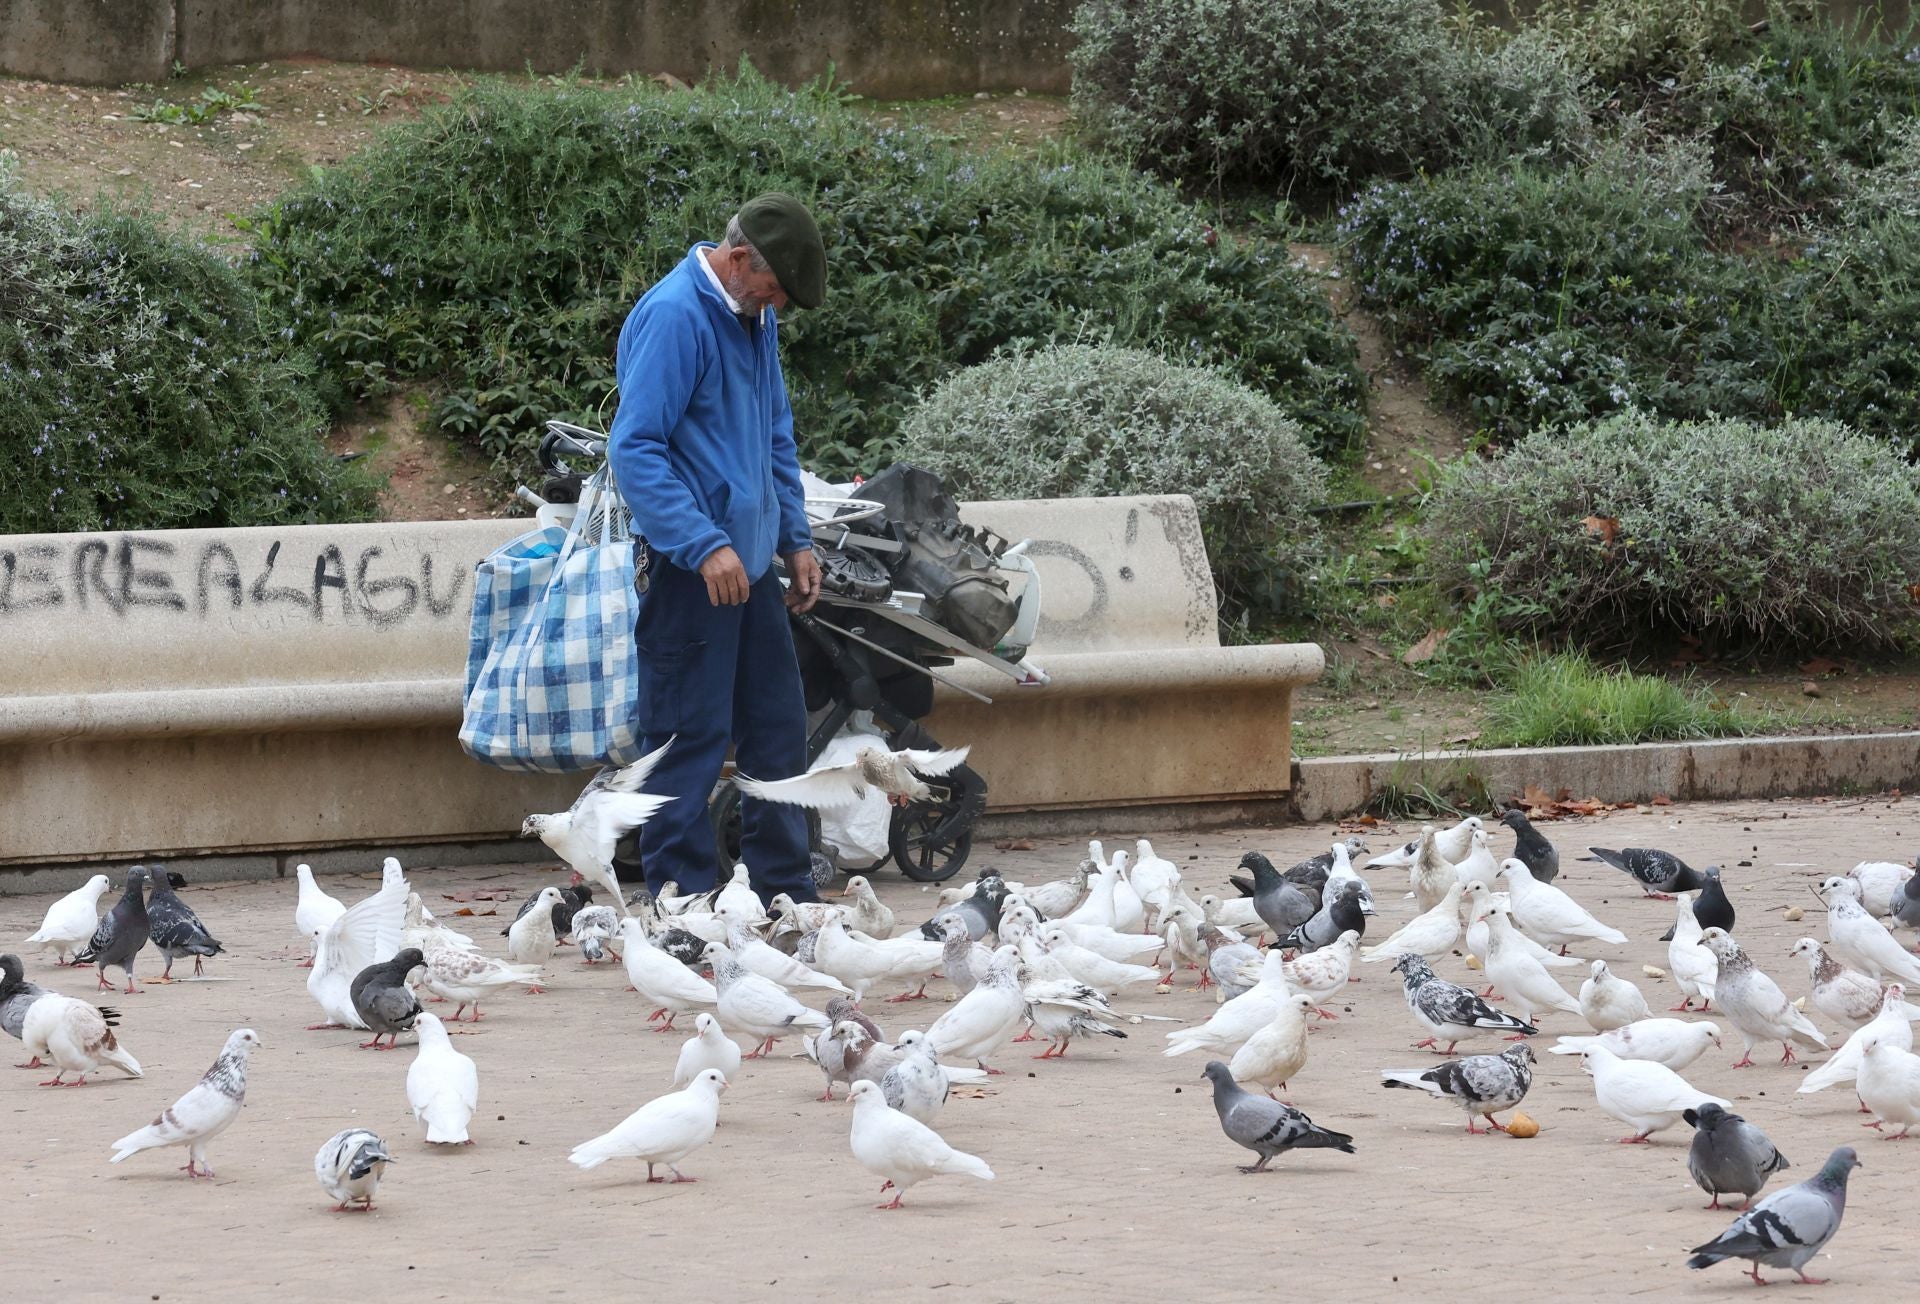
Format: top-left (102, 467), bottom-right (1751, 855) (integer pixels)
top-left (538, 420), bottom-right (608, 474)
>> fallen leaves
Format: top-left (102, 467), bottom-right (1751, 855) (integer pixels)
top-left (451, 906), bottom-right (497, 917)
top-left (442, 888), bottom-right (512, 902)
top-left (1799, 655), bottom-right (1846, 676)
top-left (1514, 783), bottom-right (1637, 820)
top-left (1401, 627), bottom-right (1448, 665)
top-left (992, 839), bottom-right (1035, 852)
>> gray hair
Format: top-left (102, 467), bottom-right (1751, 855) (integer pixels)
top-left (722, 215), bottom-right (771, 272)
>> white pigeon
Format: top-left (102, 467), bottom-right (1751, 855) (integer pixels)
top-left (719, 914), bottom-right (852, 995)
top-left (25, 873), bottom-right (111, 966)
top-left (1060, 858), bottom-right (1123, 930)
top-left (712, 864), bottom-right (766, 924)
top-left (520, 739), bottom-right (673, 911)
top-left (1580, 960), bottom-right (1654, 1032)
top-left (1166, 950), bottom-right (1293, 1056)
top-left (1040, 926), bottom-right (1161, 997)
top-left (403, 891), bottom-right (478, 957)
top-left (1667, 892), bottom-right (1718, 1011)
top-left (1408, 829), bottom-right (1457, 914)
top-left (506, 885), bottom-right (565, 971)
top-left (1283, 930), bottom-right (1361, 1018)
top-left (22, 993), bottom-right (142, 1086)
top-left (1361, 882), bottom-right (1463, 962)
top-left (1821, 876), bottom-right (1920, 985)
top-left (926, 947), bottom-right (1027, 1071)
top-left (813, 918), bottom-right (943, 1001)
top-left (1799, 983), bottom-right (1918, 1097)
top-left (1579, 1043), bottom-right (1729, 1143)
top-left (838, 875), bottom-right (897, 938)
top-left (1022, 971), bottom-right (1127, 1059)
top-left (1856, 1037), bottom-right (1920, 1137)
top-left (1157, 896), bottom-right (1210, 982)
top-left (880, 1029), bottom-right (978, 1124)
top-left (1449, 828), bottom-right (1501, 891)
top-left (1227, 992), bottom-right (1314, 1097)
top-left (706, 941), bottom-right (831, 1058)
top-left (1366, 816), bottom-right (1482, 869)
top-left (1323, 841), bottom-right (1374, 914)
top-left (568, 903), bottom-right (621, 963)
top-left (617, 919), bottom-right (717, 1031)
top-left (1499, 858), bottom-right (1626, 951)
top-left (1106, 851), bottom-right (1146, 933)
top-left (420, 941), bottom-right (542, 1022)
top-left (569, 1069), bottom-right (727, 1181)
top-left (1051, 918), bottom-right (1163, 963)
top-left (1549, 1018), bottom-right (1722, 1071)
top-left (1200, 892), bottom-right (1265, 935)
top-left (1790, 937), bottom-right (1885, 1027)
top-left (1848, 859), bottom-right (1915, 918)
top-left (847, 1078), bottom-right (993, 1209)
top-left (1127, 839), bottom-right (1182, 922)
top-left (407, 1011), bottom-right (477, 1145)
top-left (314, 1127), bottom-right (395, 1212)
top-left (736, 745), bottom-right (969, 809)
top-left (109, 1028), bottom-right (256, 1177)
top-left (1484, 904), bottom-right (1583, 1024)
top-left (1700, 927), bottom-right (1829, 1067)
top-left (672, 1013), bottom-right (743, 1088)
top-left (308, 859), bottom-right (408, 1029)
top-left (292, 864), bottom-right (347, 968)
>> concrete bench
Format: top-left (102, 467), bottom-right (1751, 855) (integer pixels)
top-left (0, 494), bottom-right (1321, 880)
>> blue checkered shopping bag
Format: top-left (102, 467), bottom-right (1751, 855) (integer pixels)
top-left (459, 468), bottom-right (646, 772)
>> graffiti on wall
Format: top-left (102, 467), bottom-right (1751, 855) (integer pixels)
top-left (0, 535), bottom-right (466, 628)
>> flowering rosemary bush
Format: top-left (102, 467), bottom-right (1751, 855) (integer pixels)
top-left (0, 157), bottom-right (374, 534)
top-left (1425, 411), bottom-right (1920, 650)
top-left (245, 68), bottom-right (1365, 480)
top-left (899, 344), bottom-right (1328, 629)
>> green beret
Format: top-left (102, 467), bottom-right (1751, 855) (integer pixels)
top-left (737, 192), bottom-right (826, 310)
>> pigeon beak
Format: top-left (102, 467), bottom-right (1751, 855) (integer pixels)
top-left (839, 882), bottom-right (854, 897)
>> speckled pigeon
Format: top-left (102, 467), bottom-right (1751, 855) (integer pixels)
top-left (1687, 1146), bottom-right (1858, 1286)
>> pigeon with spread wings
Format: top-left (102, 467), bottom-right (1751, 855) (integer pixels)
top-left (735, 745), bottom-right (970, 810)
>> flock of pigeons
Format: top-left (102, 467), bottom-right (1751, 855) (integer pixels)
top-left (6, 794), bottom-right (1920, 1278)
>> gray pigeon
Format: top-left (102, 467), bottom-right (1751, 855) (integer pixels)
top-left (1391, 953), bottom-right (1536, 1055)
top-left (1498, 809), bottom-right (1559, 883)
top-left (144, 871), bottom-right (225, 981)
top-left (1200, 925), bottom-right (1263, 999)
top-left (1, 952), bottom-right (50, 1044)
top-left (1894, 864), bottom-right (1920, 931)
top-left (918, 893), bottom-right (995, 942)
top-left (1687, 1145), bottom-right (1859, 1286)
top-left (1284, 878), bottom-right (1368, 953)
top-left (1201, 1060), bottom-right (1355, 1172)
top-left (348, 947), bottom-right (425, 1050)
top-left (81, 866), bottom-right (152, 995)
top-left (1381, 1043), bottom-right (1535, 1134)
top-left (1234, 853), bottom-right (1318, 936)
top-left (1586, 847), bottom-right (1704, 897)
top-left (1683, 1102), bottom-right (1790, 1210)
top-left (825, 994), bottom-right (884, 1044)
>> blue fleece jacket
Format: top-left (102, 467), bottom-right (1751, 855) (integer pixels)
top-left (607, 245), bottom-right (812, 579)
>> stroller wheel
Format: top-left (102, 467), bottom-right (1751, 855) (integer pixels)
top-left (890, 809), bottom-right (971, 882)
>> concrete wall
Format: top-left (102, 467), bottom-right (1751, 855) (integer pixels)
top-left (1, 0), bottom-right (1075, 96)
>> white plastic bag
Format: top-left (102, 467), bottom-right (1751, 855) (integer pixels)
top-left (811, 729), bottom-right (893, 869)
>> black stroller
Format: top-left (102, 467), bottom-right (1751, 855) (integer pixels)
top-left (521, 423), bottom-right (1045, 884)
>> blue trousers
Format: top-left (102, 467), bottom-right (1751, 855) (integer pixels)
top-left (632, 559), bottom-right (816, 902)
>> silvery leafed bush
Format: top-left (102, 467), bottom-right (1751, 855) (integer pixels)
top-left (899, 344), bottom-right (1328, 630)
top-left (1425, 410), bottom-right (1920, 650)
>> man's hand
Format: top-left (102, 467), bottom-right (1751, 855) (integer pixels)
top-left (698, 545), bottom-right (750, 606)
top-left (784, 547), bottom-right (822, 613)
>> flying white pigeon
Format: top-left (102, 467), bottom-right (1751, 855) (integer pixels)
top-left (847, 1078), bottom-right (993, 1209)
top-left (314, 1128), bottom-right (395, 1212)
top-left (109, 1028), bottom-right (257, 1177)
top-left (1579, 1042), bottom-right (1728, 1143)
top-left (24, 873), bottom-right (111, 966)
top-left (22, 992), bottom-right (142, 1086)
top-left (568, 1069), bottom-right (726, 1182)
top-left (407, 1011), bottom-right (478, 1145)
top-left (736, 745), bottom-right (970, 810)
top-left (520, 739), bottom-right (674, 911)
top-left (308, 859), bottom-right (408, 1029)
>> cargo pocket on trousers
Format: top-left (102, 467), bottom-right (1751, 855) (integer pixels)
top-left (635, 639), bottom-right (707, 736)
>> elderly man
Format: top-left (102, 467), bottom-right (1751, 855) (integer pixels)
top-left (607, 193), bottom-right (826, 903)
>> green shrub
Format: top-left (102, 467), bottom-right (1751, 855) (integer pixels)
top-left (1531, 0), bottom-right (1749, 85)
top-left (1424, 411), bottom-right (1920, 651)
top-left (1069, 0), bottom-right (1464, 188)
top-left (0, 158), bottom-right (374, 534)
top-left (1780, 215), bottom-right (1920, 451)
top-left (898, 343), bottom-right (1328, 629)
top-left (243, 68), bottom-right (1365, 480)
top-left (1480, 651), bottom-right (1746, 747)
top-left (1338, 149), bottom-right (1784, 439)
top-left (1447, 24), bottom-right (1596, 165)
